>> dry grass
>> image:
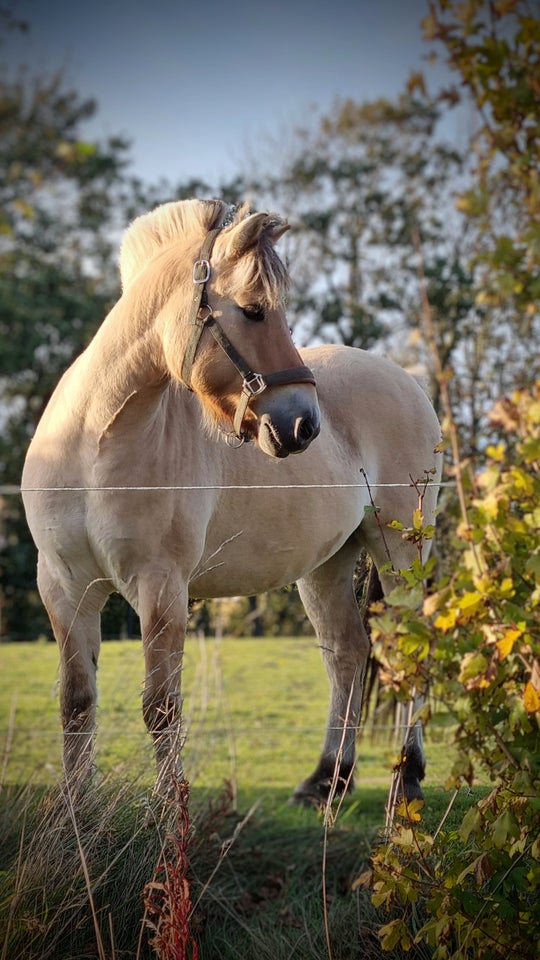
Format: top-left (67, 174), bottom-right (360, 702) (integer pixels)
top-left (1, 768), bottom-right (407, 960)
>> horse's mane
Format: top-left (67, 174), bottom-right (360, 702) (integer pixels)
top-left (119, 199), bottom-right (229, 291)
top-left (119, 199), bottom-right (290, 309)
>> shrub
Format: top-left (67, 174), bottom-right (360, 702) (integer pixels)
top-left (365, 383), bottom-right (540, 958)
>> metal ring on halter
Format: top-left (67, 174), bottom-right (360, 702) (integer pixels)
top-left (224, 431), bottom-right (247, 448)
top-left (197, 302), bottom-right (213, 323)
top-left (242, 372), bottom-right (267, 397)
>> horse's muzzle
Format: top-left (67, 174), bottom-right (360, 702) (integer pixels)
top-left (257, 409), bottom-right (320, 458)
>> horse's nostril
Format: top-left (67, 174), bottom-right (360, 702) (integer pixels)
top-left (294, 415), bottom-right (318, 446)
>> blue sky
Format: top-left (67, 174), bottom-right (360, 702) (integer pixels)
top-left (4, 0), bottom-right (455, 187)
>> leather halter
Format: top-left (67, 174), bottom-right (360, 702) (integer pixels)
top-left (181, 228), bottom-right (316, 444)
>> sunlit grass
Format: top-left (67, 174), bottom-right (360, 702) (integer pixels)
top-left (1, 636), bottom-right (458, 795)
top-left (0, 636), bottom-right (481, 960)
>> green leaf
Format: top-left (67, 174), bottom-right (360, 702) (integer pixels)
top-left (460, 806), bottom-right (482, 842)
top-left (379, 918), bottom-right (413, 951)
top-left (492, 809), bottom-right (520, 849)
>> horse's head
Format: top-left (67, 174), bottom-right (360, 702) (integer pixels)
top-left (180, 204), bottom-right (321, 458)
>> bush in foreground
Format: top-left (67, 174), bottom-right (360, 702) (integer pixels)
top-left (366, 383), bottom-right (540, 958)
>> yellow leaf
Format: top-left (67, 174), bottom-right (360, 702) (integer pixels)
top-left (481, 492), bottom-right (501, 519)
top-left (459, 651), bottom-right (489, 688)
top-left (486, 443), bottom-right (505, 462)
top-left (496, 626), bottom-right (522, 660)
top-left (499, 578), bottom-right (515, 598)
top-left (475, 290), bottom-right (492, 306)
top-left (413, 508), bottom-right (424, 531)
top-left (524, 681), bottom-right (540, 714)
top-left (458, 591), bottom-right (484, 621)
top-left (423, 592), bottom-right (441, 617)
top-left (396, 798), bottom-right (424, 821)
top-left (524, 659), bottom-right (540, 715)
top-left (435, 608), bottom-right (457, 632)
top-left (474, 575), bottom-right (492, 593)
top-left (351, 869), bottom-right (373, 891)
top-left (421, 14), bottom-right (437, 39)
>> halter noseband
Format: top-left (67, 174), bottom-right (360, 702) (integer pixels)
top-left (181, 228), bottom-right (316, 444)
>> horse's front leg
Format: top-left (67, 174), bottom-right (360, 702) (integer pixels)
top-left (294, 539), bottom-right (370, 806)
top-left (37, 555), bottom-right (106, 785)
top-left (139, 577), bottom-right (188, 791)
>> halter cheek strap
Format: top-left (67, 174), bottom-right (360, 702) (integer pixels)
top-left (181, 229), bottom-right (316, 443)
top-left (181, 227), bottom-right (222, 388)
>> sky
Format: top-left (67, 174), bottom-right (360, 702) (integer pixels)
top-left (4, 0), bottom-right (457, 188)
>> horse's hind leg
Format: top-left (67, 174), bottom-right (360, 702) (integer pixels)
top-left (38, 556), bottom-right (106, 782)
top-left (361, 505), bottom-right (438, 802)
top-left (293, 537), bottom-right (370, 806)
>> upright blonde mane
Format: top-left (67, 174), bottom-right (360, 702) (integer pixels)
top-left (119, 199), bottom-right (229, 291)
top-left (119, 199), bottom-right (290, 308)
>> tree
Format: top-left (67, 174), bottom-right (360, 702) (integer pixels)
top-left (245, 17), bottom-right (538, 454)
top-left (366, 381), bottom-right (540, 959)
top-left (421, 0), bottom-right (540, 419)
top-left (0, 62), bottom-right (135, 638)
top-left (245, 93), bottom-right (517, 460)
top-left (253, 95), bottom-right (462, 353)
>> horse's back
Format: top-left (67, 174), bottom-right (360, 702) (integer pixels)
top-left (301, 344), bottom-right (440, 459)
top-left (303, 344), bottom-right (436, 408)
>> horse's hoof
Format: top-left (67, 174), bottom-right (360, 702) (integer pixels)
top-left (291, 768), bottom-right (354, 809)
top-left (290, 786), bottom-right (326, 809)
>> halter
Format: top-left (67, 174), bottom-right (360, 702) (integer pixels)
top-left (181, 228), bottom-right (316, 444)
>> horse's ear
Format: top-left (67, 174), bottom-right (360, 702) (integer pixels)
top-left (264, 217), bottom-right (291, 243)
top-left (221, 212), bottom-right (290, 261)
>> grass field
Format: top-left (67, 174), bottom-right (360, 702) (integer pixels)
top-left (0, 636), bottom-right (457, 794)
top-left (0, 636), bottom-right (474, 959)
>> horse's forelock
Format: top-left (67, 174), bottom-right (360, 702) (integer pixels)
top-left (119, 198), bottom-right (229, 291)
top-left (217, 210), bottom-right (291, 308)
top-left (229, 241), bottom-right (290, 308)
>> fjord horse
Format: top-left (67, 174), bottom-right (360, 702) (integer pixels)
top-left (22, 198), bottom-right (441, 804)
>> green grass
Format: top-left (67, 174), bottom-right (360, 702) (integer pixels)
top-left (0, 636), bottom-right (477, 959)
top-left (0, 636), bottom-right (458, 793)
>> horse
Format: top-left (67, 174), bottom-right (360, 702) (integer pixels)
top-left (21, 198), bottom-right (442, 805)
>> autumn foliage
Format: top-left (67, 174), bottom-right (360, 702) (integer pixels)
top-left (367, 382), bottom-right (540, 958)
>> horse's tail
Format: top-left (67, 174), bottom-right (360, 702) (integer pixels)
top-left (354, 553), bottom-right (383, 727)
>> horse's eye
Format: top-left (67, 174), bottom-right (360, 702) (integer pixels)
top-left (242, 304), bottom-right (265, 323)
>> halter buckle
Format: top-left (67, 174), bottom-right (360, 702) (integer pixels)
top-left (193, 259), bottom-right (211, 284)
top-left (243, 372), bottom-right (267, 397)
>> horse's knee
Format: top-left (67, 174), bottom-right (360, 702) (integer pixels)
top-left (60, 650), bottom-right (97, 725)
top-left (61, 687), bottom-right (95, 728)
top-left (142, 689), bottom-right (181, 736)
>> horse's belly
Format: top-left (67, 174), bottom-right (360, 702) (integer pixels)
top-left (188, 501), bottom-right (358, 598)
top-left (189, 544), bottom-right (338, 597)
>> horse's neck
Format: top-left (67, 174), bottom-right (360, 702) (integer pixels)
top-left (55, 298), bottom-right (169, 439)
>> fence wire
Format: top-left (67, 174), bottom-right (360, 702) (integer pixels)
top-left (2, 480), bottom-right (455, 495)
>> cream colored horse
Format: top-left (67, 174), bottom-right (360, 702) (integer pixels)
top-left (22, 198), bottom-right (441, 804)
